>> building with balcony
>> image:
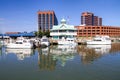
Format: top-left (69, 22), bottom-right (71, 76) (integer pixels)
top-left (38, 10), bottom-right (58, 32)
top-left (50, 19), bottom-right (77, 40)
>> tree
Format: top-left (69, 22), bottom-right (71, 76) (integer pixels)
top-left (43, 30), bottom-right (50, 37)
top-left (38, 31), bottom-right (43, 37)
top-left (34, 31), bottom-right (38, 37)
top-left (34, 30), bottom-right (50, 38)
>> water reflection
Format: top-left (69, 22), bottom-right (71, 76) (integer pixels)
top-left (1, 43), bottom-right (120, 80)
top-left (4, 43), bottom-right (120, 71)
top-left (50, 45), bottom-right (77, 67)
top-left (38, 43), bottom-right (120, 70)
top-left (6, 48), bottom-right (34, 60)
top-left (110, 43), bottom-right (120, 53)
top-left (87, 45), bottom-right (111, 54)
top-left (0, 47), bottom-right (2, 56)
top-left (38, 45), bottom-right (77, 71)
top-left (77, 45), bottom-right (112, 64)
top-left (38, 47), bottom-right (56, 71)
top-left (41, 47), bottom-right (49, 55)
top-left (0, 46), bottom-right (6, 57)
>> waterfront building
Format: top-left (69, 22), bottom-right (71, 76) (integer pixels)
top-left (50, 18), bottom-right (77, 40)
top-left (81, 12), bottom-right (102, 26)
top-left (38, 10), bottom-right (58, 32)
top-left (75, 25), bottom-right (120, 37)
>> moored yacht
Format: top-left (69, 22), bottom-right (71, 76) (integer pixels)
top-left (86, 35), bottom-right (111, 45)
top-left (6, 37), bottom-right (33, 49)
top-left (40, 36), bottom-right (50, 47)
top-left (58, 36), bottom-right (77, 45)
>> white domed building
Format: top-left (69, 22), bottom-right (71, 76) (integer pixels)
top-left (50, 19), bottom-right (77, 45)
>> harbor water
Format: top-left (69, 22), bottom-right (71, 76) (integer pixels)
top-left (0, 43), bottom-right (120, 80)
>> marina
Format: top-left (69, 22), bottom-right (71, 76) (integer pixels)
top-left (0, 43), bottom-right (120, 80)
top-left (0, 0), bottom-right (120, 80)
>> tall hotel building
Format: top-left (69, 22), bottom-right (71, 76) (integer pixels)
top-left (38, 10), bottom-right (58, 32)
top-left (81, 12), bottom-right (102, 26)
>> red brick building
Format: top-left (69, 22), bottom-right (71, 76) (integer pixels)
top-left (75, 26), bottom-right (120, 37)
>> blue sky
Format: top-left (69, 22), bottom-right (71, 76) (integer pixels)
top-left (0, 0), bottom-right (120, 33)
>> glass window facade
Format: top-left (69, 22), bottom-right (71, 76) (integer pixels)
top-left (38, 11), bottom-right (58, 32)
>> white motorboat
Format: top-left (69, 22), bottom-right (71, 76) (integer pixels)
top-left (86, 35), bottom-right (111, 45)
top-left (41, 36), bottom-right (50, 47)
top-left (6, 37), bottom-right (33, 49)
top-left (58, 37), bottom-right (78, 46)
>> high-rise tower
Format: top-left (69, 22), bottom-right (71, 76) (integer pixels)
top-left (81, 12), bottom-right (102, 26)
top-left (38, 10), bottom-right (58, 32)
top-left (81, 12), bottom-right (94, 26)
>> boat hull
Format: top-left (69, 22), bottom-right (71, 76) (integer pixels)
top-left (86, 41), bottom-right (111, 45)
top-left (41, 42), bottom-right (50, 46)
top-left (58, 40), bottom-right (78, 45)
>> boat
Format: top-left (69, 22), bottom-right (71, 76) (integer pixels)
top-left (0, 40), bottom-right (5, 47)
top-left (40, 36), bottom-right (50, 47)
top-left (58, 36), bottom-right (77, 45)
top-left (6, 37), bottom-right (33, 49)
top-left (86, 35), bottom-right (111, 45)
